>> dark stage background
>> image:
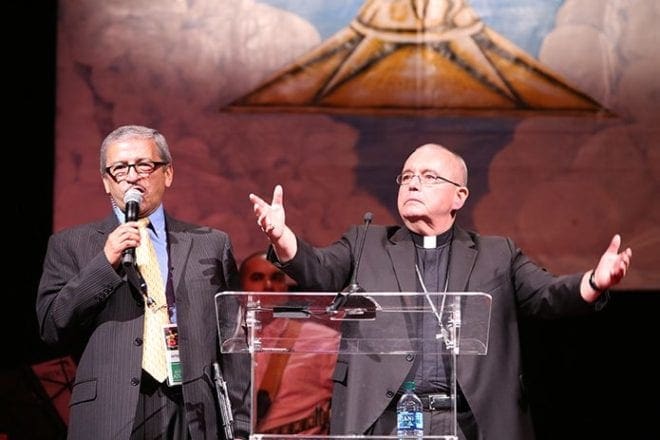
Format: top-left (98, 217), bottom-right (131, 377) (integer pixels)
top-left (2, 3), bottom-right (658, 439)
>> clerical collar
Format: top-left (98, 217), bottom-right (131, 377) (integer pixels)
top-left (411, 227), bottom-right (453, 249)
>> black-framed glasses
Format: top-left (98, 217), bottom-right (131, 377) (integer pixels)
top-left (105, 160), bottom-right (169, 182)
top-left (395, 172), bottom-right (462, 187)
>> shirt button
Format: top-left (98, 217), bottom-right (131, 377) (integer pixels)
top-left (405, 353), bottom-right (414, 362)
top-left (134, 337), bottom-right (143, 346)
top-left (130, 377), bottom-right (140, 386)
top-left (386, 390), bottom-right (395, 398)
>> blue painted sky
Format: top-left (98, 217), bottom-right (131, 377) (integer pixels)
top-left (260, 0), bottom-right (564, 56)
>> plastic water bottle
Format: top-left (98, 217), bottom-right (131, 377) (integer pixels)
top-left (397, 381), bottom-right (423, 439)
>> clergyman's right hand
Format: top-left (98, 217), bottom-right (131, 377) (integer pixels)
top-left (248, 185), bottom-right (297, 262)
top-left (249, 184), bottom-right (286, 240)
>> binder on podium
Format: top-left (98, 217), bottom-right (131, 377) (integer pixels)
top-left (216, 291), bottom-right (491, 440)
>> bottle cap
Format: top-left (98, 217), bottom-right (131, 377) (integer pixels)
top-left (403, 381), bottom-right (416, 391)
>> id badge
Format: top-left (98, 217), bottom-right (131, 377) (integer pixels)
top-left (162, 323), bottom-right (182, 386)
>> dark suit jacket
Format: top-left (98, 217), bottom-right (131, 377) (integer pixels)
top-left (276, 224), bottom-right (603, 440)
top-left (36, 213), bottom-right (250, 440)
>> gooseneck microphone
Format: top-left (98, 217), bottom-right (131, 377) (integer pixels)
top-left (344, 211), bottom-right (373, 294)
top-left (122, 188), bottom-right (143, 267)
top-left (326, 212), bottom-right (373, 314)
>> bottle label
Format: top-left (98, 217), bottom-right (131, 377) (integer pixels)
top-left (397, 410), bottom-right (423, 431)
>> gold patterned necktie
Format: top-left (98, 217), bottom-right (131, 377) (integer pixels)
top-left (136, 218), bottom-right (169, 383)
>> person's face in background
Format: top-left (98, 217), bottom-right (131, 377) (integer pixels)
top-left (240, 254), bottom-right (289, 292)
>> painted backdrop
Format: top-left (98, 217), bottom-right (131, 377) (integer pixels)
top-left (55, 0), bottom-right (659, 289)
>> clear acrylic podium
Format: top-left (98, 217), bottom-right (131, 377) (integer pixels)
top-left (215, 291), bottom-right (491, 440)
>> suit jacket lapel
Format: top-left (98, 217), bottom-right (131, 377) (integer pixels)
top-left (164, 215), bottom-right (192, 298)
top-left (448, 227), bottom-right (480, 387)
top-left (96, 214), bottom-right (119, 237)
top-left (448, 226), bottom-right (477, 293)
top-left (384, 227), bottom-right (421, 318)
top-left (93, 215), bottom-right (120, 261)
top-left (386, 227), bottom-right (417, 294)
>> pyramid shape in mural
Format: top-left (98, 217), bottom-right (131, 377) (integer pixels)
top-left (227, 0), bottom-right (609, 115)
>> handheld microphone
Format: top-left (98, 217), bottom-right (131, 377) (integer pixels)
top-left (326, 212), bottom-right (373, 313)
top-left (122, 188), bottom-right (143, 267)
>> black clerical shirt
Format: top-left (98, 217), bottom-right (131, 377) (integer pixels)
top-left (410, 227), bottom-right (453, 394)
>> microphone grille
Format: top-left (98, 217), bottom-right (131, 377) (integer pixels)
top-left (123, 188), bottom-right (143, 205)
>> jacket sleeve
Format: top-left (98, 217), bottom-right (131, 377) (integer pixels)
top-left (270, 227), bottom-right (359, 292)
top-left (36, 230), bottom-right (125, 348)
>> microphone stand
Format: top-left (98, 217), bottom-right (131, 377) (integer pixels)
top-left (326, 212), bottom-right (375, 317)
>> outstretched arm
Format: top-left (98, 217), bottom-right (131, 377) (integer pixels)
top-left (248, 185), bottom-right (298, 263)
top-left (580, 234), bottom-right (632, 302)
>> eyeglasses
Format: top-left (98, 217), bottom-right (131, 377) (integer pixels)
top-left (395, 172), bottom-right (462, 187)
top-left (105, 160), bottom-right (169, 182)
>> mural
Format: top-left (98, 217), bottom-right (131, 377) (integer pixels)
top-left (55, 0), bottom-right (660, 289)
top-left (231, 0), bottom-right (606, 114)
